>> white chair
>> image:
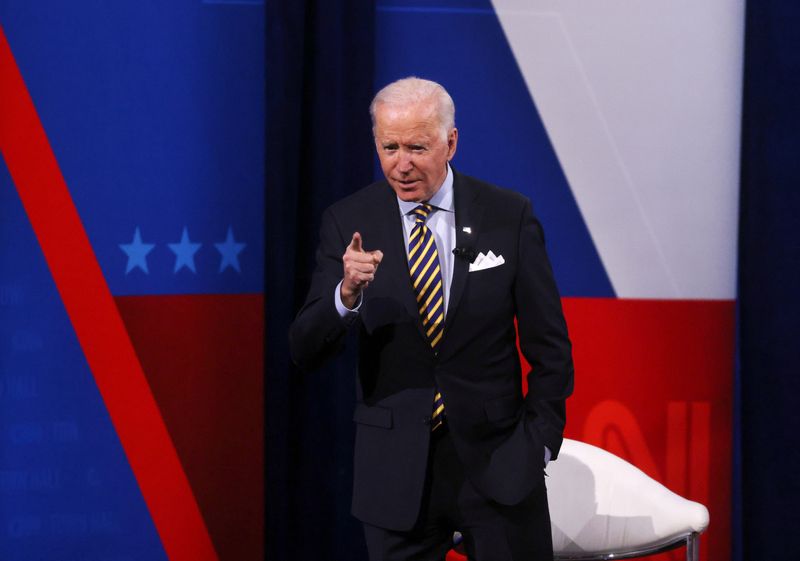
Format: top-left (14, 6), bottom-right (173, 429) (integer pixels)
top-left (546, 439), bottom-right (709, 560)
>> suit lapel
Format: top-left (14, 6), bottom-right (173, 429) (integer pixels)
top-left (445, 171), bottom-right (483, 333)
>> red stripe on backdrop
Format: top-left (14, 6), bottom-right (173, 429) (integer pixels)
top-left (0, 25), bottom-right (218, 561)
top-left (115, 294), bottom-right (264, 561)
top-left (553, 298), bottom-right (732, 561)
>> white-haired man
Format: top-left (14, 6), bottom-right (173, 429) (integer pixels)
top-left (290, 77), bottom-right (573, 561)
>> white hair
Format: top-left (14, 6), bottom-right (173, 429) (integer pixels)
top-left (369, 77), bottom-right (456, 140)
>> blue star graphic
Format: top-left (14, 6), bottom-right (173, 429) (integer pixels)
top-left (168, 227), bottom-right (202, 273)
top-left (119, 227), bottom-right (155, 274)
top-left (215, 226), bottom-right (246, 273)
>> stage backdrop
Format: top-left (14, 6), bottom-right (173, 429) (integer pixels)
top-left (0, 2), bottom-right (264, 561)
top-left (375, 1), bottom-right (743, 560)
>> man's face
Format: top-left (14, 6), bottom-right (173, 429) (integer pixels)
top-left (373, 101), bottom-right (458, 202)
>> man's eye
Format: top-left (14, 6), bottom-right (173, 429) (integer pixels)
top-left (383, 145), bottom-right (398, 152)
top-left (410, 145), bottom-right (426, 152)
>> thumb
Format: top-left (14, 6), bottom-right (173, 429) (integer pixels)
top-left (349, 232), bottom-right (363, 253)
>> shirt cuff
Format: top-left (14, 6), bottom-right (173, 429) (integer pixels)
top-left (544, 446), bottom-right (552, 467)
top-left (335, 280), bottom-right (362, 323)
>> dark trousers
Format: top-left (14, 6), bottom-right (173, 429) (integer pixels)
top-left (363, 428), bottom-right (553, 561)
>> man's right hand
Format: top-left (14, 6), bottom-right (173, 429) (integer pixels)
top-left (341, 232), bottom-right (383, 309)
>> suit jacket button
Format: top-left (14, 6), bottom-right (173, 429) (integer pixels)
top-left (422, 416), bottom-right (432, 425)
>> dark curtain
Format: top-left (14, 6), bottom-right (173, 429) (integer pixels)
top-left (738, 1), bottom-right (800, 559)
top-left (265, 1), bottom-right (375, 560)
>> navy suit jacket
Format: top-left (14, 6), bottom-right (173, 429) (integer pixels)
top-left (289, 170), bottom-right (574, 531)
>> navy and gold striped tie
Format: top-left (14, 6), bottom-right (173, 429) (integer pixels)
top-left (408, 204), bottom-right (445, 431)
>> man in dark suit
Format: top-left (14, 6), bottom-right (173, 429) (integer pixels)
top-left (290, 77), bottom-right (573, 561)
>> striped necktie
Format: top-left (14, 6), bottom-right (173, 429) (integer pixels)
top-left (408, 204), bottom-right (445, 431)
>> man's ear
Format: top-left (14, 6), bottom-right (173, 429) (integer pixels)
top-left (447, 128), bottom-right (459, 161)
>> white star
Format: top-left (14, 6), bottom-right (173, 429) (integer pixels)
top-left (215, 226), bottom-right (246, 273)
top-left (168, 227), bottom-right (202, 273)
top-left (119, 227), bottom-right (155, 274)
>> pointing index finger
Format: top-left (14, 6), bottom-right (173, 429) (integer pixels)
top-left (349, 232), bottom-right (363, 253)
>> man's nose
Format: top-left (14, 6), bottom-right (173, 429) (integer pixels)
top-left (397, 152), bottom-right (414, 173)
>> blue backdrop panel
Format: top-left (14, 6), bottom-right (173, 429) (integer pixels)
top-left (0, 160), bottom-right (167, 560)
top-left (375, 0), bottom-right (614, 297)
top-left (1, 0), bottom-right (264, 558)
top-left (1, 0), bottom-right (264, 297)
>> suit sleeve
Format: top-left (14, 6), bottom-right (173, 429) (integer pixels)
top-left (514, 198), bottom-right (574, 460)
top-left (289, 207), bottom-right (353, 371)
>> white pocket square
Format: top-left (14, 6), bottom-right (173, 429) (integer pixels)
top-left (469, 251), bottom-right (505, 272)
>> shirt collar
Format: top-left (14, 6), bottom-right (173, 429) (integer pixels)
top-left (397, 163), bottom-right (455, 216)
